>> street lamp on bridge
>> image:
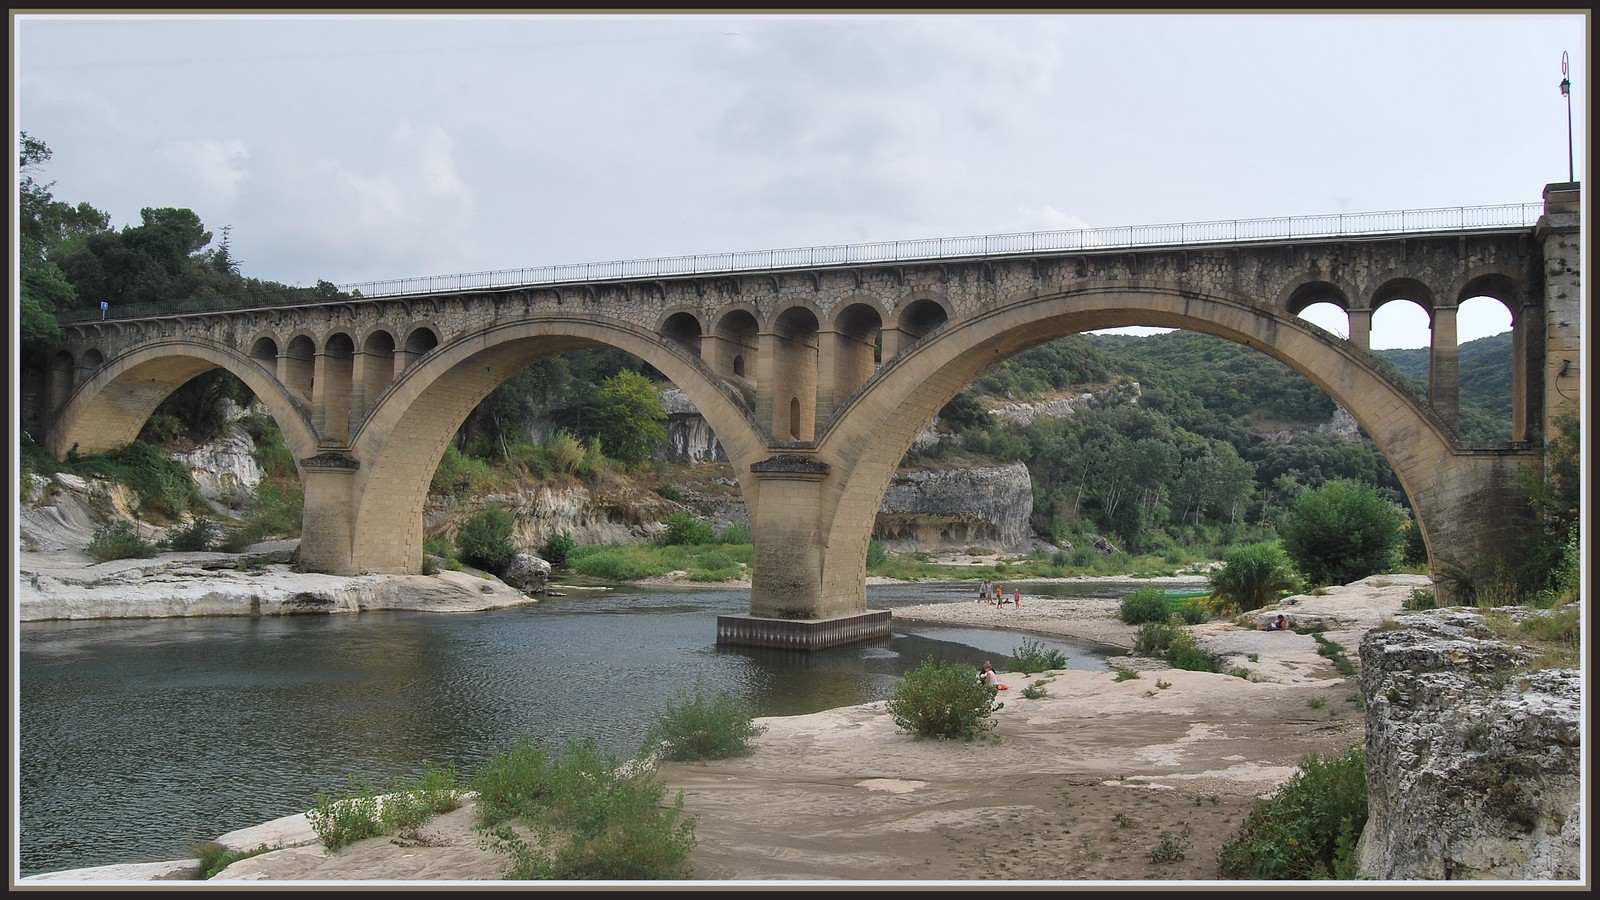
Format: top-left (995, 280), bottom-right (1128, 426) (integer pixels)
top-left (1560, 51), bottom-right (1574, 183)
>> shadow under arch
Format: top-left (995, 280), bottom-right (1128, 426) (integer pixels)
top-left (338, 314), bottom-right (773, 574)
top-left (45, 338), bottom-right (320, 465)
top-left (808, 281), bottom-right (1502, 611)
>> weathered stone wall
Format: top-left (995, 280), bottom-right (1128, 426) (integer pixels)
top-left (1357, 608), bottom-right (1582, 881)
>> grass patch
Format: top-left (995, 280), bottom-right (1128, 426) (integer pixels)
top-left (191, 841), bottom-right (276, 879)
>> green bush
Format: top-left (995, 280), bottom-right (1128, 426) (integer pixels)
top-left (1166, 631), bottom-right (1214, 672)
top-left (659, 510), bottom-right (716, 546)
top-left (166, 516), bottom-right (219, 552)
top-left (472, 737), bottom-right (556, 827)
top-left (457, 506), bottom-right (517, 572)
top-left (885, 656), bottom-right (1002, 740)
top-left (306, 775), bottom-right (385, 851)
top-left (1210, 541), bottom-right (1299, 611)
top-left (1173, 597), bottom-right (1212, 625)
top-left (1279, 479), bottom-right (1404, 588)
top-left (86, 520), bottom-right (158, 562)
top-left (1134, 621), bottom-right (1180, 656)
top-left (644, 686), bottom-right (767, 761)
top-left (866, 537), bottom-right (887, 569)
top-left (718, 523), bottom-right (751, 545)
top-left (1119, 585), bottom-right (1171, 625)
top-left (1217, 746), bottom-right (1368, 879)
top-left (1008, 638), bottom-right (1068, 674)
top-left (540, 529), bottom-right (576, 568)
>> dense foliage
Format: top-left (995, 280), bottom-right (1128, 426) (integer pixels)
top-left (1119, 585), bottom-right (1171, 625)
top-left (1216, 746), bottom-right (1368, 879)
top-left (1279, 479), bottom-right (1404, 588)
top-left (456, 506), bottom-right (517, 572)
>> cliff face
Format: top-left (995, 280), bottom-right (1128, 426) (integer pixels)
top-left (1357, 608), bottom-right (1582, 881)
top-left (875, 462), bottom-right (1035, 553)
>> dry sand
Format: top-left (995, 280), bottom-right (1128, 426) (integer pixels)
top-left (21, 574), bottom-right (1425, 888)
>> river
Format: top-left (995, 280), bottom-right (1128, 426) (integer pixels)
top-left (16, 579), bottom-right (1187, 878)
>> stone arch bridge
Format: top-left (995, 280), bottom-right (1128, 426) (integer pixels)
top-left (37, 183), bottom-right (1582, 649)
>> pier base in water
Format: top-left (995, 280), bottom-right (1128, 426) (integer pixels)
top-left (716, 610), bottom-right (893, 651)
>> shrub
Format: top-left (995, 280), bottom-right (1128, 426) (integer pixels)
top-left (1119, 585), bottom-right (1171, 625)
top-left (86, 520), bottom-right (158, 562)
top-left (886, 656), bottom-right (1002, 739)
top-left (718, 523), bottom-right (751, 545)
top-left (1008, 638), bottom-right (1068, 674)
top-left (1279, 479), bottom-right (1404, 587)
top-left (1403, 587), bottom-right (1436, 611)
top-left (472, 736), bottom-right (555, 827)
top-left (1216, 746), bottom-right (1368, 879)
top-left (540, 529), bottom-right (576, 568)
top-left (866, 538), bottom-right (887, 569)
top-left (1166, 631), bottom-right (1215, 672)
top-left (1020, 680), bottom-right (1048, 700)
top-left (457, 506), bottom-right (517, 572)
top-left (1210, 541), bottom-right (1299, 612)
top-left (479, 737), bottom-right (697, 880)
top-left (1173, 597), bottom-right (1212, 625)
top-left (1134, 621), bottom-right (1180, 655)
top-left (166, 516), bottom-right (219, 552)
top-left (644, 686), bottom-right (767, 761)
top-left (306, 775), bottom-right (385, 851)
top-left (659, 510), bottom-right (716, 546)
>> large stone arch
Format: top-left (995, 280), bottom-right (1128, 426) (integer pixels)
top-left (324, 314), bottom-right (771, 575)
top-left (45, 339), bottom-right (319, 464)
top-left (796, 281), bottom-right (1533, 614)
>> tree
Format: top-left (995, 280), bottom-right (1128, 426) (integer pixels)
top-left (1279, 478), bottom-right (1403, 587)
top-left (583, 371), bottom-right (667, 465)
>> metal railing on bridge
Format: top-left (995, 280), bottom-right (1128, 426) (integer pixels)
top-left (62, 201), bottom-right (1546, 323)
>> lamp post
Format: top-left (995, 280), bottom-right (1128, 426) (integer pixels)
top-left (1560, 52), bottom-right (1573, 183)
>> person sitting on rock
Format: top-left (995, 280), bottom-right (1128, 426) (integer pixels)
top-left (1262, 614), bottom-right (1288, 631)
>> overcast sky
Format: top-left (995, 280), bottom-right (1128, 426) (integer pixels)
top-left (12, 10), bottom-right (1588, 349)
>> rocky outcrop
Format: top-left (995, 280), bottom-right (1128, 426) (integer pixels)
top-left (1356, 607), bottom-right (1582, 881)
top-left (655, 389), bottom-right (727, 464)
top-left (16, 545), bottom-right (537, 622)
top-left (173, 405), bottom-right (262, 510)
top-left (874, 462), bottom-right (1034, 553)
top-left (425, 480), bottom-right (674, 552)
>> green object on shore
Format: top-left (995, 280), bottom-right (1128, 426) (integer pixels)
top-left (1166, 590), bottom-right (1211, 601)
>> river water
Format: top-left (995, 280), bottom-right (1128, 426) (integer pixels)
top-left (16, 579), bottom-right (1195, 878)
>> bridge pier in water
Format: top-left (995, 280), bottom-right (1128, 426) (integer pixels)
top-left (715, 452), bottom-right (893, 650)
